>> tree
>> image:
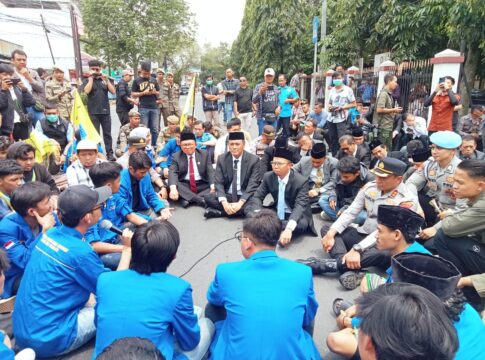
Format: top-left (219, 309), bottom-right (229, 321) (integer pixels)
top-left (80, 0), bottom-right (195, 70)
top-left (230, 0), bottom-right (320, 83)
top-left (200, 42), bottom-right (232, 81)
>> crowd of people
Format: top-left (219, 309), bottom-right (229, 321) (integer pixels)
top-left (0, 48), bottom-right (484, 360)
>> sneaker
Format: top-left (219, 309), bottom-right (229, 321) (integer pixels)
top-left (320, 211), bottom-right (333, 221)
top-left (339, 271), bottom-right (366, 290)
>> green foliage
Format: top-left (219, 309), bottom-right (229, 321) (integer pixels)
top-left (80, 0), bottom-right (195, 70)
top-left (200, 42), bottom-right (232, 81)
top-left (230, 0), bottom-right (320, 83)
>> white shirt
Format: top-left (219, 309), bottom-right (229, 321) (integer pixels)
top-left (214, 134), bottom-right (251, 161)
top-left (277, 172), bottom-right (297, 231)
top-left (183, 153), bottom-right (201, 181)
top-left (219, 155), bottom-right (242, 202)
top-left (15, 70), bottom-right (32, 92)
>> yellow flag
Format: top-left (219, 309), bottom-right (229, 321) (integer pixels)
top-left (179, 74), bottom-right (197, 131)
top-left (70, 90), bottom-right (102, 143)
top-left (26, 130), bottom-right (59, 163)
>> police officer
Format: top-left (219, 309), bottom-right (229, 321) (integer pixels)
top-left (115, 109), bottom-right (146, 157)
top-left (298, 157), bottom-right (420, 290)
top-left (406, 131), bottom-right (464, 228)
top-left (44, 66), bottom-right (73, 120)
top-left (160, 72), bottom-right (181, 126)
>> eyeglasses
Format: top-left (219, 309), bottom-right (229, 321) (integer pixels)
top-left (92, 203), bottom-right (106, 212)
top-left (181, 143), bottom-right (195, 147)
top-left (270, 161), bottom-right (290, 167)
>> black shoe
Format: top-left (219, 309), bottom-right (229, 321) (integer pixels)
top-left (204, 208), bottom-right (223, 219)
top-left (180, 199), bottom-right (190, 208)
top-left (193, 197), bottom-right (206, 208)
top-left (296, 257), bottom-right (338, 275)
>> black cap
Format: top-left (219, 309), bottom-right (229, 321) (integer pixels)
top-left (274, 148), bottom-right (293, 162)
top-left (128, 136), bottom-right (147, 148)
top-left (369, 139), bottom-right (383, 151)
top-left (370, 157), bottom-right (407, 177)
top-left (311, 142), bottom-right (326, 159)
top-left (180, 132), bottom-right (196, 142)
top-left (274, 135), bottom-right (288, 149)
top-left (58, 185), bottom-right (111, 221)
top-left (391, 252), bottom-right (461, 300)
top-left (228, 132), bottom-right (245, 141)
top-left (377, 205), bottom-right (424, 242)
top-left (352, 127), bottom-right (364, 137)
top-left (412, 148), bottom-right (432, 163)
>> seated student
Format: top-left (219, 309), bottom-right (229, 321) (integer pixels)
top-left (250, 124), bottom-right (275, 159)
top-left (7, 143), bottom-right (59, 196)
top-left (0, 136), bottom-right (13, 160)
top-left (319, 156), bottom-right (374, 223)
top-left (115, 109), bottom-right (146, 157)
top-left (0, 160), bottom-right (23, 221)
top-left (0, 249), bottom-right (36, 360)
top-left (368, 139), bottom-right (388, 169)
top-left (458, 134), bottom-right (484, 160)
top-left (203, 132), bottom-right (261, 219)
top-left (299, 158), bottom-right (419, 290)
top-left (66, 139), bottom-right (104, 188)
top-left (158, 127), bottom-right (181, 178)
top-left (86, 162), bottom-right (136, 270)
top-left (34, 103), bottom-right (73, 154)
top-left (117, 151), bottom-right (171, 223)
top-left (13, 185), bottom-right (132, 358)
top-left (94, 221), bottom-right (214, 360)
top-left (0, 182), bottom-right (57, 298)
top-left (248, 147), bottom-right (317, 246)
top-left (168, 132), bottom-right (215, 208)
top-left (97, 337), bottom-right (165, 360)
top-left (62, 129), bottom-right (105, 172)
top-left (337, 135), bottom-right (371, 167)
top-left (293, 142), bottom-right (338, 212)
top-left (434, 159), bottom-right (485, 308)
top-left (326, 205), bottom-right (428, 359)
top-left (205, 210), bottom-right (321, 360)
top-left (355, 283), bottom-right (458, 360)
top-left (156, 115), bottom-right (179, 152)
top-left (193, 120), bottom-right (216, 150)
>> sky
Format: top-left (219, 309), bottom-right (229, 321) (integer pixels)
top-left (187, 0), bottom-right (246, 46)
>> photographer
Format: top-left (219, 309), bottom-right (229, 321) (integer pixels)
top-left (327, 71), bottom-right (356, 156)
top-left (80, 59), bottom-right (116, 160)
top-left (252, 68), bottom-right (281, 136)
top-left (0, 64), bottom-right (36, 140)
top-left (424, 76), bottom-right (460, 134)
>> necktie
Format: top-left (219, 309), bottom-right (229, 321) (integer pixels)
top-left (315, 167), bottom-right (323, 189)
top-left (189, 155), bottom-right (197, 193)
top-left (277, 179), bottom-right (286, 220)
top-left (232, 159), bottom-right (239, 202)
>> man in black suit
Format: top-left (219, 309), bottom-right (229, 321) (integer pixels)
top-left (337, 135), bottom-right (370, 167)
top-left (168, 132), bottom-right (215, 208)
top-left (300, 119), bottom-right (324, 144)
top-left (204, 132), bottom-right (262, 218)
top-left (248, 147), bottom-right (317, 247)
top-left (260, 135), bottom-right (300, 174)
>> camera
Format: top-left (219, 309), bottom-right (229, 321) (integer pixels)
top-left (11, 78), bottom-right (20, 86)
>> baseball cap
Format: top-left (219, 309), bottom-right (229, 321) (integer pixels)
top-left (122, 69), bottom-right (134, 76)
top-left (263, 125), bottom-right (275, 139)
top-left (76, 139), bottom-right (98, 152)
top-left (264, 68), bottom-right (275, 76)
top-left (370, 157), bottom-right (407, 177)
top-left (58, 185), bottom-right (111, 221)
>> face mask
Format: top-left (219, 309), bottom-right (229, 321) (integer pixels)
top-left (333, 79), bottom-right (343, 86)
top-left (46, 114), bottom-right (59, 123)
top-left (206, 80), bottom-right (213, 86)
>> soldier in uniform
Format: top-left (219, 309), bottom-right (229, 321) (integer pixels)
top-left (115, 110), bottom-right (146, 157)
top-left (298, 157), bottom-right (421, 290)
top-left (160, 72), bottom-right (181, 127)
top-left (250, 124), bottom-right (275, 159)
top-left (293, 142), bottom-right (338, 212)
top-left (156, 115), bottom-right (179, 152)
top-left (44, 66), bottom-right (73, 120)
top-left (406, 131), bottom-right (464, 231)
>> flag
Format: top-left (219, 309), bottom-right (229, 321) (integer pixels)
top-left (70, 90), bottom-right (102, 144)
top-left (25, 129), bottom-right (59, 163)
top-left (179, 74), bottom-right (197, 131)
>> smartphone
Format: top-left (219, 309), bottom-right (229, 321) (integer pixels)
top-left (11, 78), bottom-right (20, 86)
top-left (439, 77), bottom-right (446, 84)
top-left (267, 85), bottom-right (274, 91)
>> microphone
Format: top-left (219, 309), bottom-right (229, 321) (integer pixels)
top-left (100, 219), bottom-right (123, 235)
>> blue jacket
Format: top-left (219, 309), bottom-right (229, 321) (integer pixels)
top-left (85, 196), bottom-right (124, 244)
top-left (93, 270), bottom-right (200, 359)
top-left (13, 225), bottom-right (108, 358)
top-left (160, 138), bottom-right (181, 169)
top-left (454, 304), bottom-right (485, 360)
top-left (0, 332), bottom-right (14, 360)
top-left (116, 168), bottom-right (165, 219)
top-left (0, 212), bottom-right (59, 298)
top-left (207, 250), bottom-right (321, 360)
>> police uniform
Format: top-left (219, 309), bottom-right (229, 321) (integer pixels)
top-left (160, 78), bottom-right (181, 125)
top-left (406, 131), bottom-right (465, 226)
top-left (115, 123), bottom-right (146, 157)
top-left (45, 76), bottom-right (73, 119)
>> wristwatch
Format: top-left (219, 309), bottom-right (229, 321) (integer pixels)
top-left (352, 244), bottom-right (364, 254)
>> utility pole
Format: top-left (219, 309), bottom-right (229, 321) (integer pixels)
top-left (40, 14), bottom-right (55, 64)
top-left (70, 5), bottom-right (83, 81)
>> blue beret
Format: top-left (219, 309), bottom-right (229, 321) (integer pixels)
top-left (430, 131), bottom-right (462, 149)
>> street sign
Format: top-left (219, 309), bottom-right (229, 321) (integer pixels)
top-left (312, 16), bottom-right (319, 44)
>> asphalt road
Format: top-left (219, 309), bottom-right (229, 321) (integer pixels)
top-left (47, 94), bottom-right (354, 360)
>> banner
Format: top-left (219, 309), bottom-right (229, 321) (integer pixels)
top-left (179, 74), bottom-right (197, 131)
top-left (70, 90), bottom-right (102, 144)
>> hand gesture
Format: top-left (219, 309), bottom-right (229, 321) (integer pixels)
top-left (342, 249), bottom-right (361, 269)
top-left (259, 83), bottom-right (268, 95)
top-left (169, 189), bottom-right (179, 201)
top-left (158, 187), bottom-right (168, 200)
top-left (222, 201), bottom-right (235, 215)
top-left (158, 208), bottom-right (172, 221)
top-left (308, 189), bottom-right (319, 198)
top-left (329, 199), bottom-right (337, 210)
top-left (120, 228), bottom-right (134, 247)
top-left (33, 210), bottom-right (56, 232)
